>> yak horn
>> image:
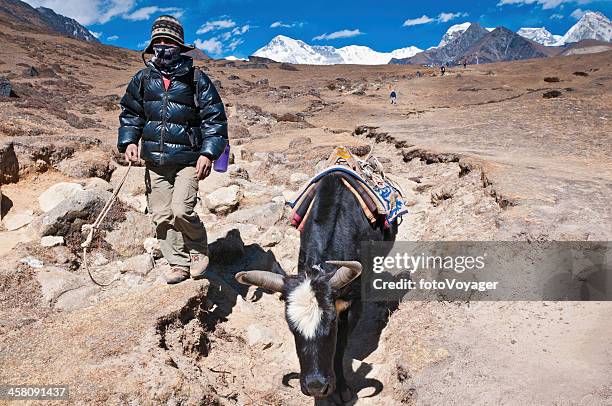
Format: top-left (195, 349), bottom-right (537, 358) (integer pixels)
top-left (235, 271), bottom-right (285, 293)
top-left (326, 261), bottom-right (363, 289)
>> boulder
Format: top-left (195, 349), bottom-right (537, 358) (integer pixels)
top-left (204, 185), bottom-right (242, 215)
top-left (55, 149), bottom-right (112, 179)
top-left (118, 254), bottom-right (154, 275)
top-left (104, 211), bottom-right (155, 257)
top-left (199, 169), bottom-right (233, 195)
top-left (118, 194), bottom-right (147, 213)
top-left (110, 165), bottom-right (147, 211)
top-left (227, 164), bottom-right (249, 180)
top-left (84, 177), bottom-right (113, 192)
top-left (543, 90), bottom-right (562, 99)
top-left (0, 142), bottom-right (19, 184)
top-left (143, 237), bottom-right (162, 258)
top-left (110, 165), bottom-right (146, 197)
top-left (55, 285), bottom-right (99, 311)
top-left (289, 172), bottom-right (309, 186)
top-left (40, 190), bottom-right (111, 236)
top-left (0, 77), bottom-right (12, 97)
top-left (41, 235), bottom-right (65, 247)
top-left (23, 66), bottom-right (39, 77)
top-left (36, 266), bottom-right (89, 308)
top-left (2, 210), bottom-right (34, 231)
top-left (20, 256), bottom-right (44, 268)
top-left (39, 182), bottom-right (84, 212)
top-left (226, 202), bottom-right (284, 228)
top-left (276, 112), bottom-right (303, 122)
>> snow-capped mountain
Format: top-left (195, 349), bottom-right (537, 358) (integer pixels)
top-left (336, 45), bottom-right (422, 64)
top-left (517, 27), bottom-right (563, 46)
top-left (559, 11), bottom-right (612, 44)
top-left (389, 46), bottom-right (424, 59)
top-left (438, 22), bottom-right (471, 47)
top-left (253, 36), bottom-right (342, 64)
top-left (434, 23), bottom-right (495, 49)
top-left (252, 35), bottom-right (421, 65)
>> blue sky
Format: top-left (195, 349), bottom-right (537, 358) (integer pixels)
top-left (24, 0), bottom-right (612, 58)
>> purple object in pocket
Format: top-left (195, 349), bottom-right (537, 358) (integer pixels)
top-left (213, 144), bottom-right (230, 173)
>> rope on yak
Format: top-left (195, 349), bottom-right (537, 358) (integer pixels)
top-left (81, 162), bottom-right (132, 287)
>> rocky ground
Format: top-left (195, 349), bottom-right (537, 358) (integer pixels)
top-left (0, 27), bottom-right (611, 405)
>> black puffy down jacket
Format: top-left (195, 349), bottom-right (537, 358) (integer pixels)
top-left (117, 56), bottom-right (228, 166)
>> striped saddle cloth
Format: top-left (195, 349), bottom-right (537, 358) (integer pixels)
top-left (288, 147), bottom-right (409, 231)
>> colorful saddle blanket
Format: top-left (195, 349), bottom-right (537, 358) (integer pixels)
top-left (288, 147), bottom-right (409, 231)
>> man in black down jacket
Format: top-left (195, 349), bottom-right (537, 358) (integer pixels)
top-left (117, 15), bottom-right (228, 284)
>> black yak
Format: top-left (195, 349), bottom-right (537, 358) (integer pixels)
top-left (237, 173), bottom-right (397, 404)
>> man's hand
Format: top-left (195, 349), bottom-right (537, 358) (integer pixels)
top-left (124, 144), bottom-right (139, 163)
top-left (196, 155), bottom-right (212, 180)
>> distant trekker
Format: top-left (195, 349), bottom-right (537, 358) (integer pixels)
top-left (390, 89), bottom-right (397, 104)
top-left (463, 59), bottom-right (467, 69)
top-left (440, 65), bottom-right (446, 76)
top-left (117, 15), bottom-right (228, 284)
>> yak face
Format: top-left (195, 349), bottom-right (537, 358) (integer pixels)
top-left (234, 261), bottom-right (362, 399)
top-left (284, 269), bottom-right (338, 398)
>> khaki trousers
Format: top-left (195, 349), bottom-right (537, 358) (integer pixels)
top-left (145, 164), bottom-right (207, 267)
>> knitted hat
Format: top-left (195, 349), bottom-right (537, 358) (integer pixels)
top-left (143, 15), bottom-right (195, 54)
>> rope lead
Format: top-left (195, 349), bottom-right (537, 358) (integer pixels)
top-left (81, 162), bottom-right (133, 287)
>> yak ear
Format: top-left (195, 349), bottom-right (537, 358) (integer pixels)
top-left (326, 260), bottom-right (363, 289)
top-left (235, 271), bottom-right (285, 293)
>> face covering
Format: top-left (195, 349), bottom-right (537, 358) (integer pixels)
top-left (151, 44), bottom-right (182, 69)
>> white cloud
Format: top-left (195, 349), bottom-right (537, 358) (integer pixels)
top-left (270, 21), bottom-right (303, 28)
top-left (437, 12), bottom-right (469, 23)
top-left (196, 19), bottom-right (236, 34)
top-left (550, 13), bottom-right (565, 19)
top-left (91, 31), bottom-right (102, 38)
top-left (23, 0), bottom-right (138, 25)
top-left (228, 38), bottom-right (244, 51)
top-left (107, 35), bottom-right (119, 41)
top-left (313, 29), bottom-right (363, 40)
top-left (194, 19), bottom-right (250, 57)
top-left (97, 0), bottom-right (135, 24)
top-left (497, 0), bottom-right (593, 10)
top-left (403, 11), bottom-right (468, 27)
top-left (403, 15), bottom-right (434, 26)
top-left (137, 40), bottom-right (149, 48)
top-left (124, 6), bottom-right (184, 21)
top-left (218, 24), bottom-right (250, 40)
top-left (195, 38), bottom-right (223, 55)
top-left (570, 8), bottom-right (589, 19)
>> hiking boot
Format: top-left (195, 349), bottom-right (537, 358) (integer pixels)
top-left (166, 266), bottom-right (190, 284)
top-left (190, 253), bottom-right (209, 279)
